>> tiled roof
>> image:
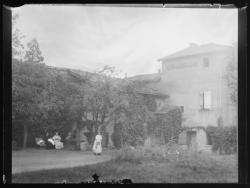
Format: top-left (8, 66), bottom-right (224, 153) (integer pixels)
top-left (134, 84), bottom-right (168, 97)
top-left (128, 73), bottom-right (161, 82)
top-left (158, 43), bottom-right (232, 61)
top-left (136, 89), bottom-right (169, 98)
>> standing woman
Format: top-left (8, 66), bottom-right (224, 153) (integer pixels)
top-left (92, 131), bottom-right (102, 155)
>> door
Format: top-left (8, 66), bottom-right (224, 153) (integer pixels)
top-left (186, 131), bottom-right (197, 150)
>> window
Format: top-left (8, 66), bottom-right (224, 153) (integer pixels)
top-left (202, 91), bottom-right (212, 110)
top-left (203, 57), bottom-right (209, 67)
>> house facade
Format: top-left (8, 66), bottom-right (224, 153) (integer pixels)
top-left (77, 43), bottom-right (237, 151)
top-left (147, 43), bottom-right (237, 151)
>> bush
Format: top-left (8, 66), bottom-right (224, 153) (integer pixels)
top-left (206, 126), bottom-right (237, 154)
top-left (111, 123), bottom-right (123, 149)
top-left (148, 107), bottom-right (183, 144)
top-left (111, 121), bottom-right (146, 149)
top-left (114, 144), bottom-right (185, 164)
top-left (114, 146), bottom-right (142, 164)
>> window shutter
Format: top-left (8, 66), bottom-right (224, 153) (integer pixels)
top-left (204, 91), bottom-right (211, 109)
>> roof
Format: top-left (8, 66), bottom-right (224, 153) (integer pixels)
top-left (136, 90), bottom-right (169, 98)
top-left (158, 43), bottom-right (232, 61)
top-left (154, 106), bottom-right (182, 114)
top-left (128, 73), bottom-right (161, 82)
top-left (135, 85), bottom-right (169, 98)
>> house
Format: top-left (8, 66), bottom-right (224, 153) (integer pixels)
top-left (151, 42), bottom-right (237, 151)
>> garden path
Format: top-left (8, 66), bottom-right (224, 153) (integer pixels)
top-left (12, 149), bottom-right (113, 174)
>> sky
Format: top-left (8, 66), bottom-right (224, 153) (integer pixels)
top-left (13, 5), bottom-right (238, 77)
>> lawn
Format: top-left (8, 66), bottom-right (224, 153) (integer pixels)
top-left (12, 151), bottom-right (238, 183)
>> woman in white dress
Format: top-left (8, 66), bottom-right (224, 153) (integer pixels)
top-left (92, 132), bottom-right (102, 155)
top-left (53, 132), bottom-right (64, 149)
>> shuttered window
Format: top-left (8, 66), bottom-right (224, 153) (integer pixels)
top-left (203, 91), bottom-right (212, 110)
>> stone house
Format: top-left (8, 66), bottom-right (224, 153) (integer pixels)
top-left (150, 43), bottom-right (237, 151)
top-left (72, 43), bottom-right (237, 151)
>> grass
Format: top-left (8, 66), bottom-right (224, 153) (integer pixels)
top-left (12, 147), bottom-right (238, 183)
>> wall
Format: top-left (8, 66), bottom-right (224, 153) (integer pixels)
top-left (154, 49), bottom-right (237, 128)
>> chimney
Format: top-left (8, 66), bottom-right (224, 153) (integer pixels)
top-left (189, 42), bottom-right (198, 47)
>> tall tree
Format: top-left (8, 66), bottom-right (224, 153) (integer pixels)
top-left (225, 43), bottom-right (238, 126)
top-left (12, 18), bottom-right (47, 147)
top-left (24, 38), bottom-right (44, 63)
top-left (12, 60), bottom-right (48, 147)
top-left (12, 13), bottom-right (25, 60)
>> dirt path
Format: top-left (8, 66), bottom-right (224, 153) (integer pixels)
top-left (12, 149), bottom-right (113, 174)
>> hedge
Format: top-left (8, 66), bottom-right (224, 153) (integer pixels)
top-left (206, 125), bottom-right (237, 154)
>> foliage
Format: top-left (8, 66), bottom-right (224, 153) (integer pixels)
top-left (111, 123), bottom-right (123, 149)
top-left (114, 144), bottom-right (193, 164)
top-left (225, 43), bottom-right (238, 106)
top-left (109, 79), bottom-right (155, 148)
top-left (147, 107), bottom-right (183, 144)
top-left (114, 146), bottom-right (142, 164)
top-left (206, 126), bottom-right (237, 154)
top-left (12, 13), bottom-right (25, 60)
top-left (11, 15), bottom-right (179, 150)
top-left (24, 38), bottom-right (44, 63)
top-left (12, 59), bottom-right (49, 147)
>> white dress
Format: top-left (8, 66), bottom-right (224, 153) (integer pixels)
top-left (92, 134), bottom-right (102, 154)
top-left (53, 135), bottom-right (64, 149)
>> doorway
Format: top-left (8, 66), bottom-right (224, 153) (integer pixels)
top-left (186, 131), bottom-right (197, 150)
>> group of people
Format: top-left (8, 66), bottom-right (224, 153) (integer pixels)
top-left (36, 132), bottom-right (64, 150)
top-left (36, 131), bottom-right (103, 155)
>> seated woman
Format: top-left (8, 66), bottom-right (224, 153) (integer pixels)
top-left (35, 137), bottom-right (46, 148)
top-left (53, 132), bottom-right (64, 149)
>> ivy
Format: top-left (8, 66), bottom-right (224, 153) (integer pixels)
top-left (206, 126), bottom-right (237, 154)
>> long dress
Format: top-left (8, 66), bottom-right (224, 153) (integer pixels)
top-left (92, 134), bottom-right (102, 155)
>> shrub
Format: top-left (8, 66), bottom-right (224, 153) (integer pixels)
top-left (148, 107), bottom-right (183, 144)
top-left (111, 123), bottom-right (123, 149)
top-left (206, 126), bottom-right (237, 154)
top-left (114, 146), bottom-right (142, 164)
top-left (114, 144), bottom-right (185, 164)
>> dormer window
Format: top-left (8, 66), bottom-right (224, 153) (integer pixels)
top-left (203, 57), bottom-right (209, 67)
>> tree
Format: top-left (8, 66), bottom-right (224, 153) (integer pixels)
top-left (12, 60), bottom-right (48, 147)
top-left (12, 13), bottom-right (25, 60)
top-left (225, 43), bottom-right (238, 127)
top-left (24, 38), bottom-right (44, 63)
top-left (81, 66), bottom-right (118, 146)
top-left (12, 23), bottom-right (47, 147)
top-left (110, 78), bottom-right (155, 147)
top-left (226, 43), bottom-right (237, 106)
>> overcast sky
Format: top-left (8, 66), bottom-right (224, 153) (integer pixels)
top-left (13, 5), bottom-right (238, 77)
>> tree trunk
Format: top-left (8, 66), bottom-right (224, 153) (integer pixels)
top-left (23, 123), bottom-right (28, 148)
